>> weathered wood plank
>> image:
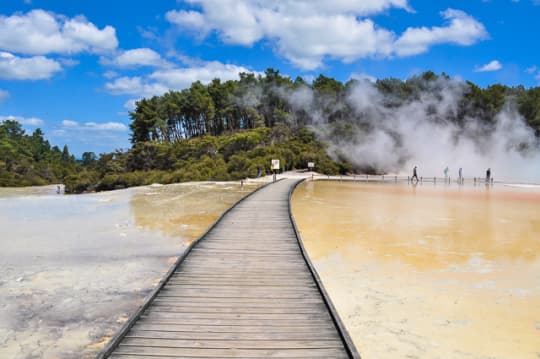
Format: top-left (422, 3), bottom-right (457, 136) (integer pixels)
top-left (113, 346), bottom-right (349, 358)
top-left (126, 330), bottom-right (340, 341)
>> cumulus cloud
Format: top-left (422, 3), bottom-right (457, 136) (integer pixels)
top-left (0, 115), bottom-right (44, 126)
top-left (101, 48), bottom-right (171, 68)
top-left (104, 76), bottom-right (169, 98)
top-left (394, 9), bottom-right (488, 56)
top-left (105, 61), bottom-right (255, 98)
top-left (0, 52), bottom-right (62, 80)
top-left (167, 2), bottom-right (487, 69)
top-left (0, 9), bottom-right (118, 55)
top-left (61, 119), bottom-right (127, 131)
top-left (474, 60), bottom-right (502, 72)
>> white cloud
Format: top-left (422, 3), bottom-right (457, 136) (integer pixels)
top-left (0, 115), bottom-right (44, 126)
top-left (525, 65), bottom-right (537, 74)
top-left (0, 89), bottom-right (9, 104)
top-left (150, 61), bottom-right (256, 89)
top-left (0, 9), bottom-right (118, 55)
top-left (350, 72), bottom-right (377, 82)
top-left (61, 119), bottom-right (127, 131)
top-left (167, 2), bottom-right (487, 69)
top-left (474, 60), bottom-right (502, 72)
top-left (103, 70), bottom-right (118, 79)
top-left (124, 99), bottom-right (139, 111)
top-left (0, 51), bottom-right (62, 80)
top-left (104, 76), bottom-right (169, 98)
top-left (105, 61), bottom-right (255, 98)
top-left (101, 48), bottom-right (171, 68)
top-left (394, 9), bottom-right (488, 56)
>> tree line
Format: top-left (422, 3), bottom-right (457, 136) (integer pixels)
top-left (2, 68), bottom-right (539, 192)
top-left (0, 120), bottom-right (78, 186)
top-left (129, 68), bottom-right (540, 145)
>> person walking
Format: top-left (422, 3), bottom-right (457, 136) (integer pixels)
top-left (486, 168), bottom-right (491, 183)
top-left (411, 166), bottom-right (419, 182)
top-left (458, 167), bottom-right (463, 183)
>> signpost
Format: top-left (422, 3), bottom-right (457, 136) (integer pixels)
top-left (271, 159), bottom-right (280, 182)
top-left (307, 162), bottom-right (315, 171)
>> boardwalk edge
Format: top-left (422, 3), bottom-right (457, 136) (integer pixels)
top-left (288, 178), bottom-right (362, 359)
top-left (96, 179), bottom-right (278, 359)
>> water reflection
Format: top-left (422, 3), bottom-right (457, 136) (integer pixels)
top-left (0, 181), bottom-right (261, 359)
top-left (292, 180), bottom-right (540, 359)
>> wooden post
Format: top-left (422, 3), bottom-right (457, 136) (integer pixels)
top-left (395, 176), bottom-right (397, 182)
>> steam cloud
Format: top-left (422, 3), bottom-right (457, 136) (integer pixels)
top-left (279, 76), bottom-right (540, 183)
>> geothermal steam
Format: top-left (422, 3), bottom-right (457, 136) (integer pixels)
top-left (281, 77), bottom-right (540, 182)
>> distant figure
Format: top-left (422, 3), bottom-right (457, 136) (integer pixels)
top-left (444, 166), bottom-right (449, 178)
top-left (486, 168), bottom-right (491, 182)
top-left (411, 166), bottom-right (419, 181)
top-left (56, 185), bottom-right (61, 194)
top-left (256, 166), bottom-right (262, 178)
top-left (458, 167), bottom-right (463, 182)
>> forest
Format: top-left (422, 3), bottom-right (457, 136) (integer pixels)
top-left (1, 69), bottom-right (539, 192)
top-left (0, 120), bottom-right (78, 186)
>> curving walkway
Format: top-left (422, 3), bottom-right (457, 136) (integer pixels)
top-left (100, 178), bottom-right (359, 358)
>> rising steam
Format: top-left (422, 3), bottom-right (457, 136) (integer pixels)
top-left (279, 76), bottom-right (540, 183)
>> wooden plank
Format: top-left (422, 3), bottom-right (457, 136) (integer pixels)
top-left (131, 323), bottom-right (341, 334)
top-left (113, 346), bottom-right (349, 358)
top-left (120, 337), bottom-right (343, 349)
top-left (126, 330), bottom-right (340, 341)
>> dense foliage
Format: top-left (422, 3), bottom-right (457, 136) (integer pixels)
top-left (128, 69), bottom-right (540, 143)
top-left (2, 69), bottom-right (539, 192)
top-left (63, 126), bottom-right (345, 193)
top-left (0, 120), bottom-right (78, 186)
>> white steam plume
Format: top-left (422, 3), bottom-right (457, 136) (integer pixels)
top-left (277, 76), bottom-right (540, 183)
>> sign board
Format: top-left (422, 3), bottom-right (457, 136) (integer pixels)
top-left (307, 162), bottom-right (315, 169)
top-left (271, 159), bottom-right (280, 170)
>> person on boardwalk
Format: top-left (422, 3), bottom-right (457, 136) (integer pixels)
top-left (486, 168), bottom-right (491, 183)
top-left (444, 166), bottom-right (449, 178)
top-left (411, 166), bottom-right (419, 181)
top-left (459, 167), bottom-right (463, 183)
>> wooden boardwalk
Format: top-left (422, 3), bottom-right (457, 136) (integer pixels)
top-left (100, 178), bottom-right (359, 359)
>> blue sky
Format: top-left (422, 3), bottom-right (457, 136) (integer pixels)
top-left (0, 0), bottom-right (539, 156)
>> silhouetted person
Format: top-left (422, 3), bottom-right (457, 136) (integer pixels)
top-left (486, 168), bottom-right (491, 182)
top-left (411, 166), bottom-right (419, 181)
top-left (444, 166), bottom-right (449, 178)
top-left (458, 167), bottom-right (462, 182)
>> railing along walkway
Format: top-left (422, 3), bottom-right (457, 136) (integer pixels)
top-left (99, 178), bottom-right (359, 359)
